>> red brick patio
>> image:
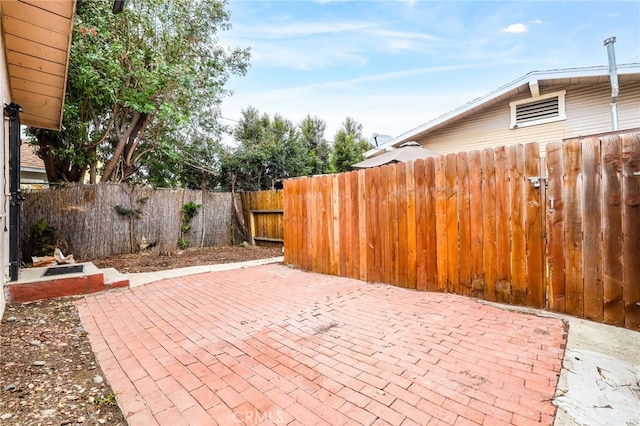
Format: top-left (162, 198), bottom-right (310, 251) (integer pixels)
top-left (77, 264), bottom-right (566, 425)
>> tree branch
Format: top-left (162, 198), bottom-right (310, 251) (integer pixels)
top-left (100, 111), bottom-right (142, 182)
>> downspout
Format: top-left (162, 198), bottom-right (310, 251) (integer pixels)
top-left (603, 37), bottom-right (619, 131)
top-left (4, 103), bottom-right (22, 282)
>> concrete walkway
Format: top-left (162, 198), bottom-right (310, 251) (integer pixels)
top-left (125, 257), bottom-right (284, 288)
top-left (77, 263), bottom-right (566, 425)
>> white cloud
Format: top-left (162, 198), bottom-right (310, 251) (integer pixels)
top-left (366, 29), bottom-right (441, 42)
top-left (237, 39), bottom-right (368, 70)
top-left (222, 87), bottom-right (467, 143)
top-left (502, 23), bottom-right (528, 34)
top-left (235, 21), bottom-right (376, 39)
top-left (225, 23), bottom-right (443, 69)
top-left (529, 19), bottom-right (543, 25)
top-left (220, 62), bottom-right (514, 144)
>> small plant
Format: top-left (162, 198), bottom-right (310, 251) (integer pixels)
top-left (32, 218), bottom-right (57, 257)
top-left (178, 201), bottom-right (202, 249)
top-left (177, 237), bottom-right (189, 250)
top-left (115, 195), bottom-right (148, 253)
top-left (114, 205), bottom-right (143, 219)
top-left (95, 393), bottom-right (117, 407)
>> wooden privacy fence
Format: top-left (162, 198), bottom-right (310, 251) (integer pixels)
top-left (21, 184), bottom-right (237, 260)
top-left (283, 131), bottom-right (640, 330)
top-left (240, 190), bottom-right (284, 247)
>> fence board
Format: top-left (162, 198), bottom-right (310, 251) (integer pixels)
top-left (397, 163), bottom-right (409, 288)
top-left (350, 171), bottom-right (361, 279)
top-left (303, 178), bottom-right (313, 270)
top-left (379, 166), bottom-right (392, 285)
top-left (445, 154), bottom-right (459, 293)
top-left (424, 157), bottom-right (438, 292)
top-left (406, 161), bottom-right (417, 289)
top-left (324, 176), bottom-right (332, 274)
top-left (622, 133), bottom-right (640, 330)
top-left (321, 175), bottom-right (331, 275)
top-left (509, 145), bottom-right (526, 305)
top-left (283, 180), bottom-right (293, 264)
top-left (457, 152), bottom-right (471, 296)
top-left (295, 181), bottom-right (304, 268)
top-left (311, 177), bottom-right (322, 273)
top-left (582, 138), bottom-right (604, 321)
top-left (601, 137), bottom-right (624, 325)
top-left (332, 175), bottom-right (341, 275)
top-left (546, 143), bottom-right (565, 313)
top-left (481, 149), bottom-right (497, 301)
top-left (415, 159), bottom-right (427, 290)
top-left (386, 167), bottom-right (398, 285)
top-left (338, 173), bottom-right (348, 277)
top-left (374, 166), bottom-right (386, 283)
top-left (524, 143), bottom-right (545, 308)
top-left (469, 151), bottom-right (484, 299)
top-left (365, 169), bottom-right (376, 282)
top-left (564, 139), bottom-right (584, 317)
top-left (341, 172), bottom-right (350, 278)
top-left (495, 146), bottom-right (511, 303)
top-left (435, 156), bottom-right (448, 292)
top-left (358, 170), bottom-right (368, 281)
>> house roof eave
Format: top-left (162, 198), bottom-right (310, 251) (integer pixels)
top-left (366, 63), bottom-right (640, 158)
top-left (1, 0), bottom-right (76, 131)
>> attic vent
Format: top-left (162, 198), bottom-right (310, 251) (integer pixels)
top-left (509, 90), bottom-right (566, 129)
top-left (516, 97), bottom-right (558, 122)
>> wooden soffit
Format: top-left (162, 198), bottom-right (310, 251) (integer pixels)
top-left (1, 0), bottom-right (75, 130)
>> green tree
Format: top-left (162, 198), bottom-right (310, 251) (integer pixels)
top-left (299, 115), bottom-right (331, 175)
top-left (221, 107), bottom-right (320, 191)
top-left (330, 117), bottom-right (372, 173)
top-left (223, 107), bottom-right (273, 191)
top-left (28, 0), bottom-right (249, 184)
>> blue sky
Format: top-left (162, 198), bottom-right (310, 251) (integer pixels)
top-left (219, 1), bottom-right (640, 143)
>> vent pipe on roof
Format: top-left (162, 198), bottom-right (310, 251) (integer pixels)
top-left (603, 37), bottom-right (619, 131)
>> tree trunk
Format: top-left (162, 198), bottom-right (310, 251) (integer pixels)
top-left (100, 111), bottom-right (148, 182)
top-left (34, 135), bottom-right (86, 184)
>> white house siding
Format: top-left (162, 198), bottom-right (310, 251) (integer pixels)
top-left (415, 80), bottom-right (640, 158)
top-left (0, 27), bottom-right (10, 318)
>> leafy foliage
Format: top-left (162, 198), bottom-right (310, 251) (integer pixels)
top-left (114, 205), bottom-right (143, 219)
top-left (299, 116), bottom-right (331, 175)
top-left (31, 219), bottom-right (58, 257)
top-left (28, 0), bottom-right (249, 184)
top-left (220, 107), bottom-right (327, 191)
top-left (179, 201), bottom-right (203, 249)
top-left (330, 118), bottom-right (373, 173)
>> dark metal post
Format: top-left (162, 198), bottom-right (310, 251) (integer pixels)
top-left (5, 103), bottom-right (22, 281)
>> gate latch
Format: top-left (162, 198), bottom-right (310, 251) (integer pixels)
top-left (527, 176), bottom-right (545, 188)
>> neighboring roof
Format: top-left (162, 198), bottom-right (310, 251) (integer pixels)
top-left (1, 0), bottom-right (76, 130)
top-left (352, 142), bottom-right (440, 169)
top-left (367, 63), bottom-right (640, 157)
top-left (20, 142), bottom-right (45, 173)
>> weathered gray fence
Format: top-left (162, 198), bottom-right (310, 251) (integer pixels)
top-left (20, 184), bottom-right (238, 261)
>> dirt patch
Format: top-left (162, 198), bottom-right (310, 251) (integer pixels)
top-left (1, 299), bottom-right (126, 425)
top-left (1, 245), bottom-right (283, 424)
top-left (90, 245), bottom-right (283, 273)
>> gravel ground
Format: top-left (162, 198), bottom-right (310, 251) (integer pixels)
top-left (0, 298), bottom-right (126, 425)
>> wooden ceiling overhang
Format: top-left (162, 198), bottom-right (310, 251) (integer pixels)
top-left (1, 0), bottom-right (75, 130)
